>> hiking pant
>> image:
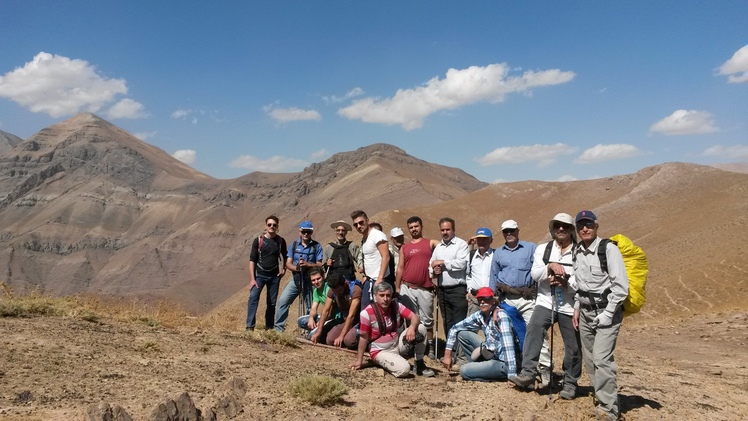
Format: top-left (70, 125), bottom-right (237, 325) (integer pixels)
top-left (245, 274), bottom-right (280, 330)
top-left (373, 324), bottom-right (428, 378)
top-left (437, 284), bottom-right (468, 338)
top-left (399, 284), bottom-right (434, 329)
top-left (504, 294), bottom-right (551, 368)
top-left (325, 322), bottom-right (358, 348)
top-left (456, 331), bottom-right (509, 381)
top-left (274, 273), bottom-right (312, 332)
top-left (579, 306), bottom-right (624, 418)
top-left (521, 305), bottom-right (582, 387)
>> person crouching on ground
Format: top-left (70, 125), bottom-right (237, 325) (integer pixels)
top-left (352, 282), bottom-right (435, 378)
top-left (297, 268), bottom-right (340, 340)
top-left (442, 287), bottom-right (518, 381)
top-left (311, 273), bottom-right (362, 349)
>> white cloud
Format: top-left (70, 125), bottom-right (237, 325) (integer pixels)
top-left (0, 52), bottom-right (128, 118)
top-left (323, 87), bottom-right (365, 104)
top-left (171, 108), bottom-right (193, 119)
top-left (310, 149), bottom-right (329, 160)
top-left (172, 149), bottom-right (196, 164)
top-left (649, 110), bottom-right (719, 135)
top-left (475, 143), bottom-right (578, 167)
top-left (106, 98), bottom-right (147, 119)
top-left (229, 154), bottom-right (309, 172)
top-left (339, 63), bottom-right (575, 130)
top-left (574, 144), bottom-right (642, 164)
top-left (265, 106), bottom-right (321, 123)
top-left (702, 145), bottom-right (748, 160)
top-left (134, 131), bottom-right (157, 140)
top-left (555, 175), bottom-right (579, 182)
top-left (717, 44), bottom-right (748, 83)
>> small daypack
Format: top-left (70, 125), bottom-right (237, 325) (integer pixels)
top-left (577, 235), bottom-right (649, 316)
top-left (490, 303), bottom-right (525, 367)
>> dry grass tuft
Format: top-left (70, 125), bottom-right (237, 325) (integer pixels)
top-left (289, 374), bottom-right (348, 406)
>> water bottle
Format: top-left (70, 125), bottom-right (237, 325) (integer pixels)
top-left (554, 285), bottom-right (564, 307)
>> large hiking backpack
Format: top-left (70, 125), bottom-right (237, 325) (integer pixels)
top-left (582, 234), bottom-right (648, 316)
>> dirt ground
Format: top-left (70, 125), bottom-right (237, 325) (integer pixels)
top-left (0, 309), bottom-right (746, 421)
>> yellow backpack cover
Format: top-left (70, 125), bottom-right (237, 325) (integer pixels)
top-left (609, 234), bottom-right (648, 316)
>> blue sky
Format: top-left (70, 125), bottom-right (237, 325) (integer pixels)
top-left (1, 1), bottom-right (746, 182)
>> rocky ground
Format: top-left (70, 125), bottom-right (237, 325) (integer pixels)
top-left (0, 311), bottom-right (746, 420)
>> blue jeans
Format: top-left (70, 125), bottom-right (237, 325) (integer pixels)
top-left (457, 331), bottom-right (509, 382)
top-left (245, 274), bottom-right (280, 330)
top-left (274, 273), bottom-right (312, 332)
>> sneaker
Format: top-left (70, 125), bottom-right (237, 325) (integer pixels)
top-left (559, 383), bottom-right (577, 400)
top-left (508, 373), bottom-right (535, 390)
top-left (427, 340), bottom-right (436, 360)
top-left (538, 365), bottom-right (551, 388)
top-left (415, 359), bottom-right (435, 377)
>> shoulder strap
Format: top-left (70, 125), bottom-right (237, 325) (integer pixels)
top-left (542, 241), bottom-right (553, 264)
top-left (469, 249), bottom-right (477, 265)
top-left (598, 239), bottom-right (610, 273)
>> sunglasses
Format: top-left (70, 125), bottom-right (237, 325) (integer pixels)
top-left (301, 230), bottom-right (313, 235)
top-left (353, 220), bottom-right (366, 227)
top-left (576, 221), bottom-right (596, 230)
top-left (552, 222), bottom-right (573, 230)
top-left (476, 296), bottom-right (494, 303)
top-left (502, 229), bottom-right (517, 234)
top-left (267, 223), bottom-right (278, 228)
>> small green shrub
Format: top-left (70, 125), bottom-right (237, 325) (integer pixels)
top-left (289, 375), bottom-right (348, 406)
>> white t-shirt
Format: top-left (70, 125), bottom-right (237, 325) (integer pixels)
top-left (362, 228), bottom-right (390, 280)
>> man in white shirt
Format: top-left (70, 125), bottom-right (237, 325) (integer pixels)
top-left (509, 213), bottom-right (582, 401)
top-left (351, 210), bottom-right (391, 309)
top-left (466, 227), bottom-right (495, 315)
top-left (430, 217), bottom-right (470, 339)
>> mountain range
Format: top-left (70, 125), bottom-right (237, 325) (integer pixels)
top-left (1, 113), bottom-right (746, 317)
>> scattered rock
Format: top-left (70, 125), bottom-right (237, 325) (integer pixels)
top-left (83, 402), bottom-right (133, 421)
top-left (149, 392), bottom-right (202, 421)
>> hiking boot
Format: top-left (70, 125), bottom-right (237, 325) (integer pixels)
top-left (559, 383), bottom-right (577, 400)
top-left (508, 373), bottom-right (535, 390)
top-left (538, 365), bottom-right (551, 388)
top-left (590, 407), bottom-right (618, 421)
top-left (415, 359), bottom-right (435, 377)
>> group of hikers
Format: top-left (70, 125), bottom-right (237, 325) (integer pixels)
top-left (246, 210), bottom-right (629, 421)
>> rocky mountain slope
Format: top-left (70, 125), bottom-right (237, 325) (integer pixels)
top-left (0, 114), bottom-right (485, 312)
top-left (0, 129), bottom-right (23, 154)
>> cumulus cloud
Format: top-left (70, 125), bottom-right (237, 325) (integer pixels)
top-left (339, 63), bottom-right (575, 130)
top-left (172, 149), bottom-right (197, 165)
top-left (717, 44), bottom-right (748, 83)
top-left (649, 110), bottom-right (719, 135)
top-left (323, 87), bottom-right (365, 104)
top-left (134, 131), bottom-right (157, 140)
top-left (229, 154), bottom-right (309, 172)
top-left (574, 144), bottom-right (642, 164)
top-left (310, 149), bottom-right (329, 160)
top-left (702, 145), bottom-right (748, 160)
top-left (0, 52), bottom-right (129, 118)
top-left (475, 143), bottom-right (578, 168)
top-left (264, 105), bottom-right (321, 123)
top-left (171, 108), bottom-right (193, 119)
top-left (106, 98), bottom-right (147, 119)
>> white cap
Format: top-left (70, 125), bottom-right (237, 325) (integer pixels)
top-left (390, 227), bottom-right (404, 237)
top-left (501, 219), bottom-right (519, 230)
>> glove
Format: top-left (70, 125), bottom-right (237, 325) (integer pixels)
top-left (590, 310), bottom-right (614, 329)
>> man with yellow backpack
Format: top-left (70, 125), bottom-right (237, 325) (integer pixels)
top-left (572, 210), bottom-right (629, 421)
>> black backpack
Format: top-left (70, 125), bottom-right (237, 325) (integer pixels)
top-left (329, 242), bottom-right (355, 278)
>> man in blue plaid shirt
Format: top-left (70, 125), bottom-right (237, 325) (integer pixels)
top-left (442, 287), bottom-right (518, 381)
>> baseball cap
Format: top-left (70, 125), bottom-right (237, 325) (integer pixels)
top-left (474, 227), bottom-right (493, 238)
top-left (299, 221), bottom-right (314, 230)
top-left (474, 287), bottom-right (495, 299)
top-left (575, 211), bottom-right (597, 223)
top-left (501, 220), bottom-right (519, 230)
top-left (390, 227), bottom-right (404, 237)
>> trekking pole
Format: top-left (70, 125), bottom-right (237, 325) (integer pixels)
top-left (434, 288), bottom-right (439, 362)
top-left (549, 284), bottom-right (556, 400)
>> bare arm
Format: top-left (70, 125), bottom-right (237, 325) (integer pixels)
top-left (351, 331), bottom-right (370, 370)
top-left (395, 247), bottom-right (405, 294)
top-left (376, 241), bottom-right (389, 284)
top-left (335, 297), bottom-right (361, 348)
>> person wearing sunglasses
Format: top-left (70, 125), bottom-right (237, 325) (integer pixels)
top-left (246, 215), bottom-right (288, 331)
top-left (273, 221), bottom-right (323, 332)
top-left (350, 210), bottom-right (391, 310)
top-left (571, 210), bottom-right (629, 421)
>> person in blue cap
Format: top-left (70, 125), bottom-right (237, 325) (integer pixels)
top-left (466, 227), bottom-right (495, 315)
top-left (274, 220), bottom-right (323, 332)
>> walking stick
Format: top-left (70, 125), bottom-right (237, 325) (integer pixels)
top-left (434, 286), bottom-right (440, 361)
top-left (549, 285), bottom-right (556, 400)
